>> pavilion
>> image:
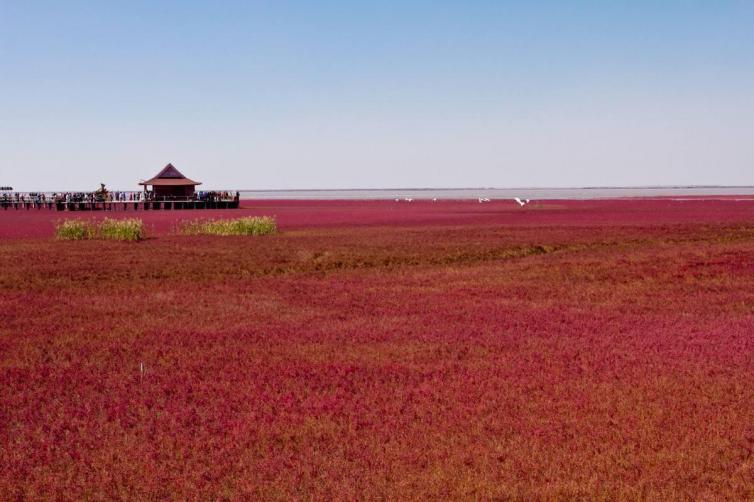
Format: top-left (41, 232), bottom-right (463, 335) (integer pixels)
top-left (139, 163), bottom-right (202, 199)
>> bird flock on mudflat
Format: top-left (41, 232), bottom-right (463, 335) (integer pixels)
top-left (394, 196), bottom-right (532, 206)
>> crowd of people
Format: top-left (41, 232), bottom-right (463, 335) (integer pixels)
top-left (1, 192), bottom-right (52, 208)
top-left (1, 191), bottom-right (138, 206)
top-left (2, 190), bottom-right (241, 209)
top-left (197, 191), bottom-right (240, 202)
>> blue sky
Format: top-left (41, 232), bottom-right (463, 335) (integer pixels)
top-left (1, 1), bottom-right (753, 190)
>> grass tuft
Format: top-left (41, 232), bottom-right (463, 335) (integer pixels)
top-left (179, 216), bottom-right (277, 236)
top-left (98, 218), bottom-right (145, 241)
top-left (55, 218), bottom-right (144, 241)
top-left (55, 219), bottom-right (95, 240)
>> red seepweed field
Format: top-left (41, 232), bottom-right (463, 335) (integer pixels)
top-left (2, 198), bottom-right (754, 499)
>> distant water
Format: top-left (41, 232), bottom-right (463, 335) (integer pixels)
top-left (239, 187), bottom-right (754, 200)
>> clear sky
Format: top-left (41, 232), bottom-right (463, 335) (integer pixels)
top-left (2, 1), bottom-right (753, 191)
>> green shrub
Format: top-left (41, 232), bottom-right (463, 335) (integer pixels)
top-left (55, 219), bottom-right (95, 240)
top-left (180, 216), bottom-right (277, 236)
top-left (55, 218), bottom-right (144, 241)
top-left (98, 218), bottom-right (145, 241)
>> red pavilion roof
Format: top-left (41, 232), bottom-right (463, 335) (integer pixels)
top-left (140, 163), bottom-right (202, 186)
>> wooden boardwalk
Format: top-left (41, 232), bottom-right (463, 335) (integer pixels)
top-left (2, 200), bottom-right (240, 211)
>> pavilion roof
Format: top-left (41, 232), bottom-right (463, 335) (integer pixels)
top-left (139, 163), bottom-right (202, 186)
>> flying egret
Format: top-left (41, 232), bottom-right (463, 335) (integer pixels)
top-left (514, 197), bottom-right (528, 207)
top-left (478, 197), bottom-right (491, 203)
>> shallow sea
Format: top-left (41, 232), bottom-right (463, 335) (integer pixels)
top-left (239, 187), bottom-right (754, 200)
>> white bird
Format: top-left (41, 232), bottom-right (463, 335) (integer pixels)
top-left (432, 198), bottom-right (437, 202)
top-left (404, 198), bottom-right (413, 202)
top-left (395, 198), bottom-right (400, 202)
top-left (514, 197), bottom-right (528, 207)
top-left (478, 197), bottom-right (490, 203)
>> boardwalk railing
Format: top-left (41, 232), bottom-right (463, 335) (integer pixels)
top-left (1, 192), bottom-right (240, 211)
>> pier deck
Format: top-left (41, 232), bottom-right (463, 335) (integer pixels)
top-left (2, 200), bottom-right (240, 211)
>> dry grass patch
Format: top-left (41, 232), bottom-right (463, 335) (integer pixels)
top-left (179, 216), bottom-right (277, 236)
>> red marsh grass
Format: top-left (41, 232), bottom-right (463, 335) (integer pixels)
top-left (1, 199), bottom-right (754, 499)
